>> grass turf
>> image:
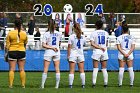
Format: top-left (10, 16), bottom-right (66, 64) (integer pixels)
top-left (0, 72), bottom-right (140, 93)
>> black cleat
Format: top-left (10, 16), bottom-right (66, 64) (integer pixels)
top-left (92, 85), bottom-right (96, 88)
top-left (69, 85), bottom-right (72, 88)
top-left (82, 85), bottom-right (85, 88)
top-left (130, 85), bottom-right (133, 88)
top-left (104, 85), bottom-right (108, 88)
top-left (118, 85), bottom-right (122, 87)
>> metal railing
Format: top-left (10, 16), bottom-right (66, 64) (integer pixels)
top-left (1, 36), bottom-right (140, 50)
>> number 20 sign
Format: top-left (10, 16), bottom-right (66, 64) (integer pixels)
top-left (85, 4), bottom-right (103, 16)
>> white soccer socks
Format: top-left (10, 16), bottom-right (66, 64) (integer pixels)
top-left (41, 73), bottom-right (47, 88)
top-left (55, 73), bottom-right (60, 88)
top-left (102, 68), bottom-right (108, 85)
top-left (118, 67), bottom-right (134, 86)
top-left (118, 67), bottom-right (124, 86)
top-left (92, 68), bottom-right (99, 85)
top-left (69, 74), bottom-right (74, 86)
top-left (80, 73), bottom-right (85, 86)
top-left (128, 67), bottom-right (134, 85)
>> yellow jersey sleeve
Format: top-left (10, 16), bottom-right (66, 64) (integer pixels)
top-left (6, 32), bottom-right (10, 50)
top-left (25, 35), bottom-right (28, 44)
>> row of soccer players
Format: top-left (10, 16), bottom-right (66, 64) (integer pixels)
top-left (6, 19), bottom-right (135, 88)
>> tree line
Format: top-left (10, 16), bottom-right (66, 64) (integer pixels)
top-left (0, 0), bottom-right (139, 13)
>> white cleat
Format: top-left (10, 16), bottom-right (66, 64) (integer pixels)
top-left (55, 85), bottom-right (59, 89)
top-left (40, 85), bottom-right (44, 89)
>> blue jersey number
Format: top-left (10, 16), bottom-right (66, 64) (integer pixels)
top-left (52, 37), bottom-right (56, 45)
top-left (94, 4), bottom-right (103, 15)
top-left (77, 40), bottom-right (81, 49)
top-left (125, 39), bottom-right (129, 48)
top-left (98, 36), bottom-right (105, 44)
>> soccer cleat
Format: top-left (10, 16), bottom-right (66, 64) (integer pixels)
top-left (55, 85), bottom-right (59, 89)
top-left (92, 85), bottom-right (96, 88)
top-left (69, 85), bottom-right (72, 88)
top-left (118, 85), bottom-right (122, 87)
top-left (22, 86), bottom-right (25, 88)
top-left (40, 85), bottom-right (44, 89)
top-left (9, 86), bottom-right (13, 88)
top-left (82, 85), bottom-right (85, 88)
top-left (104, 85), bottom-right (108, 88)
top-left (130, 85), bottom-right (133, 88)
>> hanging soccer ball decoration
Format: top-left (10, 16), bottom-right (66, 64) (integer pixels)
top-left (63, 4), bottom-right (73, 13)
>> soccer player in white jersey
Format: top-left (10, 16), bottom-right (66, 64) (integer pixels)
top-left (90, 20), bottom-right (109, 88)
top-left (41, 19), bottom-right (62, 89)
top-left (116, 26), bottom-right (135, 87)
top-left (68, 23), bottom-right (86, 88)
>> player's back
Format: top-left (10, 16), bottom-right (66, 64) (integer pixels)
top-left (117, 34), bottom-right (135, 50)
top-left (68, 34), bottom-right (86, 56)
top-left (91, 30), bottom-right (109, 48)
top-left (43, 30), bottom-right (61, 49)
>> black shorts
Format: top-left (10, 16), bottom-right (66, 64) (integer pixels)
top-left (8, 51), bottom-right (26, 61)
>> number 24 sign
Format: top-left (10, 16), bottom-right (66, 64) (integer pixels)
top-left (85, 4), bottom-right (103, 16)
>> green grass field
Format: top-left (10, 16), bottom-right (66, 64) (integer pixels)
top-left (0, 72), bottom-right (140, 93)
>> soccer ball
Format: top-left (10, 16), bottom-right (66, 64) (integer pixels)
top-left (63, 4), bottom-right (73, 13)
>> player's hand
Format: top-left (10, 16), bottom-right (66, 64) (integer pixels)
top-left (125, 54), bottom-right (129, 58)
top-left (124, 54), bottom-right (129, 58)
top-left (52, 48), bottom-right (58, 52)
top-left (100, 48), bottom-right (105, 52)
top-left (67, 56), bottom-right (70, 62)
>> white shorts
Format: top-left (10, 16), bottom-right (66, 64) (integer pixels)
top-left (69, 56), bottom-right (85, 63)
top-left (118, 53), bottom-right (133, 60)
top-left (91, 53), bottom-right (108, 61)
top-left (44, 55), bottom-right (60, 61)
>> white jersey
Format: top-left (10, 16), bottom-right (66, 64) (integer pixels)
top-left (68, 34), bottom-right (86, 57)
top-left (90, 30), bottom-right (109, 54)
top-left (116, 34), bottom-right (136, 51)
top-left (42, 30), bottom-right (62, 56)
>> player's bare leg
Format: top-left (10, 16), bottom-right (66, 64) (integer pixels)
top-left (78, 62), bottom-right (85, 88)
top-left (101, 60), bottom-right (108, 87)
top-left (92, 60), bottom-right (99, 87)
top-left (118, 60), bottom-right (125, 87)
top-left (41, 60), bottom-right (50, 89)
top-left (54, 60), bottom-right (60, 89)
top-left (127, 60), bottom-right (134, 87)
top-left (69, 62), bottom-right (76, 88)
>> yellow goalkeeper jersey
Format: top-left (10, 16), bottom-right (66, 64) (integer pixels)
top-left (6, 30), bottom-right (28, 51)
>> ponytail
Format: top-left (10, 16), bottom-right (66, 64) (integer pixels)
top-left (18, 25), bottom-right (21, 38)
top-left (48, 19), bottom-right (55, 34)
top-left (73, 23), bottom-right (82, 39)
top-left (15, 19), bottom-right (21, 38)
